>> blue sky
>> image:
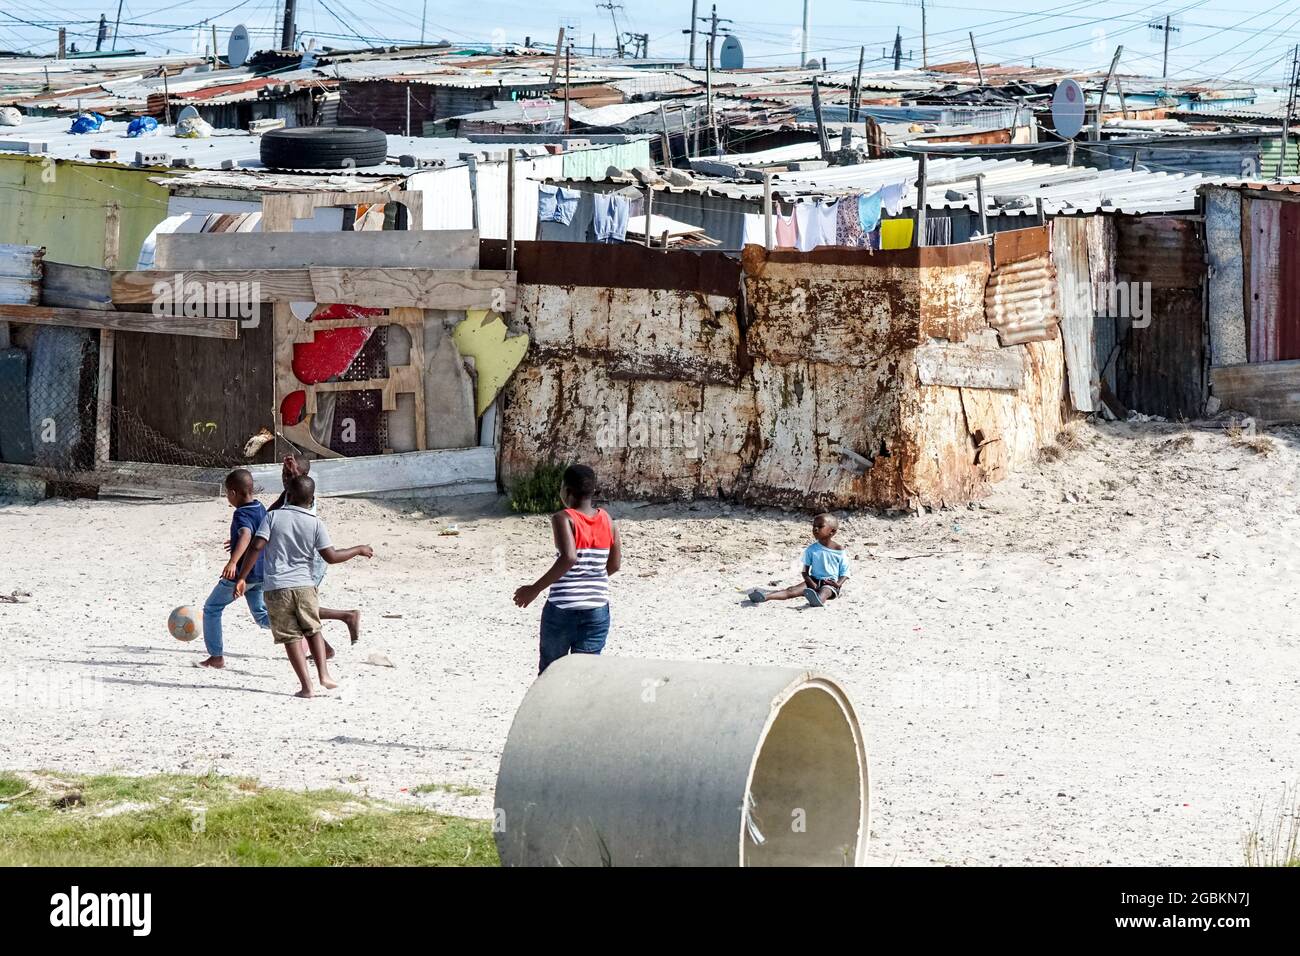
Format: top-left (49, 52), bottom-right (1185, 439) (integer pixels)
top-left (2, 1), bottom-right (1298, 90)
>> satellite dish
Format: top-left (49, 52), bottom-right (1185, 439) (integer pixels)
top-left (720, 35), bottom-right (743, 70)
top-left (805, 58), bottom-right (821, 70)
top-left (176, 105), bottom-right (200, 124)
top-left (1052, 78), bottom-right (1086, 140)
top-left (227, 24), bottom-right (250, 68)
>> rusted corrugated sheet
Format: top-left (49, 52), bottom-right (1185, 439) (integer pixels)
top-left (1247, 198), bottom-right (1280, 363)
top-left (481, 239), bottom-right (740, 298)
top-left (1114, 216), bottom-right (1206, 419)
top-left (984, 256), bottom-right (1059, 346)
top-left (1116, 218), bottom-right (1202, 288)
top-left (1052, 218), bottom-right (1095, 412)
top-left (1278, 201), bottom-right (1300, 361)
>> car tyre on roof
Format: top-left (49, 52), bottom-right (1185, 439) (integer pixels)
top-left (258, 126), bottom-right (389, 170)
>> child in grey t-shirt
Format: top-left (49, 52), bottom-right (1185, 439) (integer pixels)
top-left (236, 475), bottom-right (372, 698)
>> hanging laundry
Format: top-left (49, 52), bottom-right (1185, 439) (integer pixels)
top-left (880, 180), bottom-right (906, 216)
top-left (593, 193), bottom-right (629, 243)
top-left (795, 200), bottom-right (838, 251)
top-left (925, 216), bottom-right (952, 246)
top-left (742, 213), bottom-right (767, 248)
top-left (857, 189), bottom-right (883, 234)
top-left (836, 196), bottom-right (868, 247)
top-left (774, 207), bottom-right (798, 248)
top-left (880, 218), bottom-right (914, 250)
top-left (537, 184), bottom-right (580, 226)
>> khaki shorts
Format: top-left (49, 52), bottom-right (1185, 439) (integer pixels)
top-left (264, 586), bottom-right (321, 645)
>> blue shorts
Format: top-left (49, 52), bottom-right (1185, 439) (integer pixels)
top-left (538, 602), bottom-right (609, 674)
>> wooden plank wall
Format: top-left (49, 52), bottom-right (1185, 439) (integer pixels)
top-left (113, 315), bottom-right (275, 465)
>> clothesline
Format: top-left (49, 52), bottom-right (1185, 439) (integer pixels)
top-left (742, 179), bottom-right (912, 252)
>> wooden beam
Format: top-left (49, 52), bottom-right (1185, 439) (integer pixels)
top-left (96, 202), bottom-right (121, 468)
top-left (112, 268), bottom-right (517, 311)
top-left (155, 229), bottom-right (480, 271)
top-left (245, 445), bottom-right (496, 497)
top-left (0, 303), bottom-right (239, 339)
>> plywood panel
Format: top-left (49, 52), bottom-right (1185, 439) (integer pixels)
top-left (155, 229), bottom-right (480, 271)
top-left (114, 310), bottom-right (274, 465)
top-left (1248, 198), bottom-right (1280, 363)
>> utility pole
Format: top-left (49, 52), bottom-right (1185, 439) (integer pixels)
top-left (550, 27), bottom-right (565, 82)
top-left (921, 0), bottom-right (928, 67)
top-left (1095, 45), bottom-right (1124, 141)
top-left (893, 28), bottom-right (903, 71)
top-left (969, 32), bottom-right (983, 84)
top-left (281, 0), bottom-right (297, 51)
top-left (597, 2), bottom-right (625, 58)
top-left (690, 5), bottom-right (731, 71)
top-left (565, 43), bottom-right (572, 132)
top-left (112, 0), bottom-right (124, 50)
top-left (812, 77), bottom-right (830, 161)
top-left (852, 46), bottom-right (865, 122)
top-left (686, 0), bottom-right (699, 68)
top-left (1280, 46), bottom-right (1299, 179)
top-left (420, 1), bottom-right (427, 45)
top-left (705, 37), bottom-right (715, 152)
top-left (1150, 15), bottom-right (1181, 81)
top-left (801, 0), bottom-right (810, 67)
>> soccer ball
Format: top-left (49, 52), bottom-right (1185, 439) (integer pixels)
top-left (168, 606), bottom-right (200, 642)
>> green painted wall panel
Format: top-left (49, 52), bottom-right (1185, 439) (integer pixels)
top-left (0, 156), bottom-right (171, 268)
top-left (1258, 136), bottom-right (1300, 179)
top-left (561, 141), bottom-right (652, 181)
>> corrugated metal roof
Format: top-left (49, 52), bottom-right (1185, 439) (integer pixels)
top-left (0, 115), bottom-right (647, 178)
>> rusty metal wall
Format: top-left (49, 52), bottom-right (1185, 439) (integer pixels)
top-left (1113, 216), bottom-right (1206, 418)
top-left (1278, 201), bottom-right (1300, 361)
top-left (1246, 198), bottom-right (1281, 363)
top-left (499, 230), bottom-right (1067, 510)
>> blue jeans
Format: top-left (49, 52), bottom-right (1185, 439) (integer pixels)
top-left (538, 602), bottom-right (609, 674)
top-left (202, 578), bottom-right (269, 657)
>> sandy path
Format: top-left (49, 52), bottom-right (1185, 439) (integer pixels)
top-left (2, 420), bottom-right (1299, 865)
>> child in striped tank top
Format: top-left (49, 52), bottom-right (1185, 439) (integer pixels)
top-left (513, 464), bottom-right (621, 674)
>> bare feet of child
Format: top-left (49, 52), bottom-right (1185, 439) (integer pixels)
top-left (197, 656), bottom-right (224, 669)
top-left (319, 677), bottom-right (338, 690)
top-left (343, 610), bottom-right (361, 645)
top-left (294, 687), bottom-right (313, 699)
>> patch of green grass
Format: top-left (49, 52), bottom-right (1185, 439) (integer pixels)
top-left (508, 462), bottom-right (567, 515)
top-left (411, 782), bottom-right (483, 798)
top-left (1245, 784), bottom-right (1300, 867)
top-left (0, 771), bottom-right (30, 798)
top-left (0, 771), bottom-right (498, 867)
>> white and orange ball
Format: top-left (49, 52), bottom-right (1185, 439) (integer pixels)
top-left (168, 606), bottom-right (200, 642)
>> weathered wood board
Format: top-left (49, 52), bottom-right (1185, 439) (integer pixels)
top-left (111, 268), bottom-right (516, 312)
top-left (155, 229), bottom-right (480, 272)
top-left (1211, 360), bottom-right (1300, 422)
top-left (915, 343), bottom-right (1024, 390)
top-left (0, 304), bottom-right (238, 339)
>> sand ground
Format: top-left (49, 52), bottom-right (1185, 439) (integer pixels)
top-left (2, 419), bottom-right (1298, 865)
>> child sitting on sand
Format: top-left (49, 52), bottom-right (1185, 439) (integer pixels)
top-left (198, 468), bottom-right (270, 669)
top-left (749, 513), bottom-right (850, 608)
top-left (513, 464), bottom-right (621, 674)
top-left (234, 475), bottom-right (373, 698)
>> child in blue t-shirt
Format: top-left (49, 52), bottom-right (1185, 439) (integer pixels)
top-left (197, 469), bottom-right (270, 669)
top-left (749, 513), bottom-right (850, 608)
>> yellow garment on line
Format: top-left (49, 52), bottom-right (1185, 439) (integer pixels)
top-left (881, 218), bottom-right (913, 249)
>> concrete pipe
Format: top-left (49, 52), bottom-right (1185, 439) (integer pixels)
top-left (494, 655), bottom-right (869, 866)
